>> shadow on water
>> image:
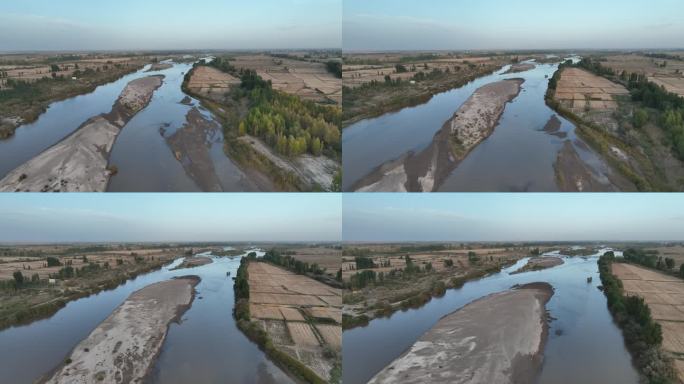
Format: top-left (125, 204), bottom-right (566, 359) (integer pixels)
top-left (0, 250), bottom-right (293, 384)
top-left (342, 249), bottom-right (640, 384)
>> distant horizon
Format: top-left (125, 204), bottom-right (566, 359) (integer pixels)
top-left (344, 0), bottom-right (684, 51)
top-left (0, 0), bottom-right (341, 51)
top-left (343, 194), bottom-right (684, 242)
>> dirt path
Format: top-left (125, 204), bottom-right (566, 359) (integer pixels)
top-left (0, 76), bottom-right (163, 192)
top-left (354, 79), bottom-right (524, 192)
top-left (239, 135), bottom-right (339, 191)
top-left (369, 282), bottom-right (553, 384)
top-left (43, 276), bottom-right (199, 384)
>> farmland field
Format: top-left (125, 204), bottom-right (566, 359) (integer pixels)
top-left (612, 262), bottom-right (684, 382)
top-left (554, 67), bottom-right (629, 113)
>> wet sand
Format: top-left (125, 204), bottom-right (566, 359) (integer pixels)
top-left (554, 141), bottom-right (612, 192)
top-left (354, 79), bottom-right (524, 192)
top-left (171, 256), bottom-right (213, 270)
top-left (0, 76), bottom-right (163, 192)
top-left (368, 282), bottom-right (553, 384)
top-left (504, 63), bottom-right (536, 74)
top-left (512, 256), bottom-right (564, 274)
top-left (43, 276), bottom-right (199, 384)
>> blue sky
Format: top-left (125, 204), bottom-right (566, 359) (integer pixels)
top-left (0, 0), bottom-right (341, 51)
top-left (344, 0), bottom-right (684, 50)
top-left (343, 194), bottom-right (684, 242)
top-left (0, 194), bottom-right (341, 243)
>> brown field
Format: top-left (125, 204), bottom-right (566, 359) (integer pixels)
top-left (601, 54), bottom-right (684, 97)
top-left (0, 247), bottom-right (181, 280)
top-left (343, 55), bottom-right (501, 88)
top-left (612, 263), bottom-right (684, 381)
top-left (248, 261), bottom-right (341, 381)
top-left (554, 67), bottom-right (629, 113)
top-left (287, 246), bottom-right (341, 273)
top-left (185, 65), bottom-right (239, 99)
top-left (646, 245), bottom-right (684, 267)
top-left (231, 54), bottom-right (341, 105)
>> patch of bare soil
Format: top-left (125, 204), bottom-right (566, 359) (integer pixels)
top-left (504, 63), bottom-right (535, 74)
top-left (0, 76), bottom-right (163, 192)
top-left (369, 282), bottom-right (553, 384)
top-left (146, 63), bottom-right (173, 72)
top-left (171, 256), bottom-right (212, 270)
top-left (354, 79), bottom-right (524, 192)
top-left (239, 135), bottom-right (339, 191)
top-left (185, 66), bottom-right (239, 101)
top-left (43, 276), bottom-right (199, 384)
top-left (512, 256), bottom-right (564, 274)
top-left (554, 141), bottom-right (613, 192)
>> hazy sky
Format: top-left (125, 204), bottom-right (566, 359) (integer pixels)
top-left (0, 194), bottom-right (341, 243)
top-left (344, 0), bottom-right (684, 51)
top-left (0, 0), bottom-right (341, 51)
top-left (343, 194), bottom-right (684, 242)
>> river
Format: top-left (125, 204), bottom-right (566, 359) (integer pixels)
top-left (342, 60), bottom-right (615, 191)
top-left (342, 249), bottom-right (640, 384)
top-left (0, 60), bottom-right (254, 192)
top-left (0, 249), bottom-right (293, 384)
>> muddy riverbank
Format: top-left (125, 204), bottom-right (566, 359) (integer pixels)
top-left (354, 79), bottom-right (524, 191)
top-left (512, 256), bottom-right (564, 274)
top-left (0, 76), bottom-right (163, 192)
top-left (171, 256), bottom-right (213, 270)
top-left (43, 276), bottom-right (199, 384)
top-left (369, 282), bottom-right (553, 384)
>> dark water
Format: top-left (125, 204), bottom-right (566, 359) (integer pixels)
top-left (342, 60), bottom-right (614, 191)
top-left (0, 250), bottom-right (293, 384)
top-left (342, 249), bottom-right (640, 384)
top-left (0, 60), bottom-right (251, 191)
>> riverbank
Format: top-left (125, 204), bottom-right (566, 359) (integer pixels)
top-left (342, 57), bottom-right (508, 127)
top-left (0, 58), bottom-right (148, 140)
top-left (0, 75), bottom-right (163, 192)
top-left (0, 251), bottom-right (181, 331)
top-left (353, 79), bottom-right (524, 191)
top-left (368, 282), bottom-right (553, 384)
top-left (43, 276), bottom-right (199, 384)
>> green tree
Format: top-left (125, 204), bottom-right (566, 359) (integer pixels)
top-left (633, 108), bottom-right (648, 128)
top-left (46, 256), bottom-right (61, 267)
top-left (13, 271), bottom-right (24, 287)
top-left (680, 263), bottom-right (684, 278)
top-left (665, 257), bottom-right (675, 270)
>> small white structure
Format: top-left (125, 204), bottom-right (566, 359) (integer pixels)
top-left (48, 279), bottom-right (56, 284)
top-left (409, 80), bottom-right (416, 85)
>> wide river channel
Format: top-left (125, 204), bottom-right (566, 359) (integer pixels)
top-left (0, 249), bottom-right (294, 384)
top-left (342, 60), bottom-right (615, 191)
top-left (343, 249), bottom-right (640, 384)
top-left (0, 60), bottom-right (255, 192)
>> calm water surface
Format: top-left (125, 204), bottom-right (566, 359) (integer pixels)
top-left (342, 249), bottom-right (640, 384)
top-left (342, 59), bottom-right (613, 191)
top-left (0, 250), bottom-right (293, 384)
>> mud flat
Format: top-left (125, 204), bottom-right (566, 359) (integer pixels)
top-left (171, 256), bottom-right (213, 270)
top-left (354, 79), bottom-right (524, 192)
top-left (368, 282), bottom-right (553, 384)
top-left (43, 276), bottom-right (199, 384)
top-left (512, 256), bottom-right (564, 274)
top-left (0, 76), bottom-right (163, 192)
top-left (504, 63), bottom-right (535, 74)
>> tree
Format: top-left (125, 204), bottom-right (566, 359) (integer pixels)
top-left (680, 263), bottom-right (684, 278)
top-left (46, 256), bottom-right (61, 267)
top-left (665, 257), bottom-right (675, 270)
top-left (468, 251), bottom-right (479, 263)
top-left (633, 108), bottom-right (648, 128)
top-left (50, 64), bottom-right (60, 72)
top-left (13, 271), bottom-right (24, 287)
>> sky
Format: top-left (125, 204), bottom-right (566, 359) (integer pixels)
top-left (0, 0), bottom-right (341, 51)
top-left (344, 0), bottom-right (684, 51)
top-left (343, 194), bottom-right (684, 242)
top-left (0, 194), bottom-right (341, 243)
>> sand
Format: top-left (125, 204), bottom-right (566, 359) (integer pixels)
top-left (354, 79), bottom-right (524, 192)
top-left (43, 276), bottom-right (199, 384)
top-left (0, 76), bottom-right (163, 192)
top-left (369, 282), bottom-right (554, 384)
top-left (512, 256), bottom-right (564, 274)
